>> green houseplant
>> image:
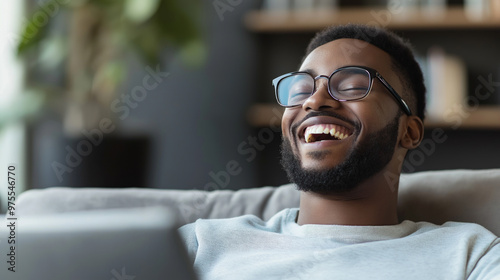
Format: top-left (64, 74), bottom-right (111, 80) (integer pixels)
top-left (17, 0), bottom-right (205, 134)
top-left (16, 0), bottom-right (205, 187)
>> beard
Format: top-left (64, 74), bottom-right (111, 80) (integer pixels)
top-left (280, 115), bottom-right (400, 195)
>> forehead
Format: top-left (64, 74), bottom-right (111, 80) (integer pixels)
top-left (300, 38), bottom-right (394, 76)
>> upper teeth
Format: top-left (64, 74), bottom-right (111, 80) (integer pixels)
top-left (304, 124), bottom-right (349, 143)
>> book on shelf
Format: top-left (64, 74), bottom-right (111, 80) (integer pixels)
top-left (261, 0), bottom-right (338, 11)
top-left (259, 0), bottom-right (500, 20)
top-left (419, 47), bottom-right (468, 122)
top-left (497, 69), bottom-right (500, 105)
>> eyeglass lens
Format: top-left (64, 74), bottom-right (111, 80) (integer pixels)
top-left (277, 68), bottom-right (371, 106)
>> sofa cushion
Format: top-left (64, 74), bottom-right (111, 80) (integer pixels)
top-left (16, 184), bottom-right (300, 223)
top-left (398, 168), bottom-right (500, 235)
top-left (16, 169), bottom-right (500, 235)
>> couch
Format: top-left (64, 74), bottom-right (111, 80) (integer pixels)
top-left (16, 169), bottom-right (500, 235)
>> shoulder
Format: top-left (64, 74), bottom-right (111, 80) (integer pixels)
top-left (179, 208), bottom-right (296, 237)
top-left (440, 222), bottom-right (500, 255)
top-left (411, 220), bottom-right (497, 241)
top-left (418, 221), bottom-right (497, 238)
top-left (412, 221), bottom-right (499, 259)
top-left (177, 208), bottom-right (296, 261)
top-left (433, 223), bottom-right (500, 278)
top-left (177, 215), bottom-right (268, 263)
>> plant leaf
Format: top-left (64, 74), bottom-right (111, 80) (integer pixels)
top-left (179, 39), bottom-right (207, 68)
top-left (124, 0), bottom-right (161, 23)
top-left (17, 1), bottom-right (64, 55)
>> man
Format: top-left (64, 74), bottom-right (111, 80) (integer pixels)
top-left (180, 24), bottom-right (500, 279)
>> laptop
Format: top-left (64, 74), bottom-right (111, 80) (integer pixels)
top-left (0, 207), bottom-right (197, 280)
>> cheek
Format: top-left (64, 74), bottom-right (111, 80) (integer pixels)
top-left (346, 99), bottom-right (399, 132)
top-left (281, 109), bottom-right (296, 137)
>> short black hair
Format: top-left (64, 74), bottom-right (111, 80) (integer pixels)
top-left (305, 24), bottom-right (426, 121)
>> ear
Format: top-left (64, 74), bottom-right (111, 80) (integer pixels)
top-left (400, 116), bottom-right (424, 149)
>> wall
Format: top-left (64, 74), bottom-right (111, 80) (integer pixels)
top-left (120, 1), bottom-right (264, 190)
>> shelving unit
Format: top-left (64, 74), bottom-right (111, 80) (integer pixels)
top-left (244, 7), bottom-right (500, 32)
top-left (245, 7), bottom-right (500, 130)
top-left (247, 104), bottom-right (500, 129)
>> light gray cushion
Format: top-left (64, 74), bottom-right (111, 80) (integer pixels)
top-left (16, 169), bottom-right (500, 235)
top-left (17, 184), bottom-right (300, 223)
top-left (398, 168), bottom-right (500, 235)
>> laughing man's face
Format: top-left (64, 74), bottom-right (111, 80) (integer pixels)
top-left (280, 38), bottom-right (406, 194)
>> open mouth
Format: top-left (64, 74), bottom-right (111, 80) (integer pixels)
top-left (304, 124), bottom-right (353, 143)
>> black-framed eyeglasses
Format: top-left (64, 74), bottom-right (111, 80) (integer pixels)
top-left (272, 65), bottom-right (412, 116)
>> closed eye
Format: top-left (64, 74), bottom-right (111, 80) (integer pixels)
top-left (340, 87), bottom-right (367, 91)
top-left (289, 92), bottom-right (310, 103)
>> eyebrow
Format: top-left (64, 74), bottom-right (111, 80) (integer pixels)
top-left (299, 68), bottom-right (318, 76)
top-left (299, 65), bottom-right (373, 77)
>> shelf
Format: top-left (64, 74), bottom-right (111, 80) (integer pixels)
top-left (244, 7), bottom-right (500, 32)
top-left (425, 106), bottom-right (500, 129)
top-left (247, 103), bottom-right (500, 129)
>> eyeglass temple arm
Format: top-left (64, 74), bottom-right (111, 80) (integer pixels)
top-left (376, 73), bottom-right (413, 116)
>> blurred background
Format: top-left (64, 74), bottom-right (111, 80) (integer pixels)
top-left (1, 0), bottom-right (500, 211)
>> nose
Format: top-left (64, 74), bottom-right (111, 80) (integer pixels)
top-left (302, 75), bottom-right (341, 111)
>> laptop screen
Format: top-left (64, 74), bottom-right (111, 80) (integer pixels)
top-left (0, 207), bottom-right (197, 280)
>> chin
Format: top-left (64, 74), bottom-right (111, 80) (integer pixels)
top-left (299, 149), bottom-right (348, 171)
top-left (300, 159), bottom-right (343, 172)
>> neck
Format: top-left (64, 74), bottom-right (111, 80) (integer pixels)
top-left (296, 171), bottom-right (399, 226)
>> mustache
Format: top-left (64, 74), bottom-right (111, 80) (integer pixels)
top-left (291, 111), bottom-right (360, 137)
